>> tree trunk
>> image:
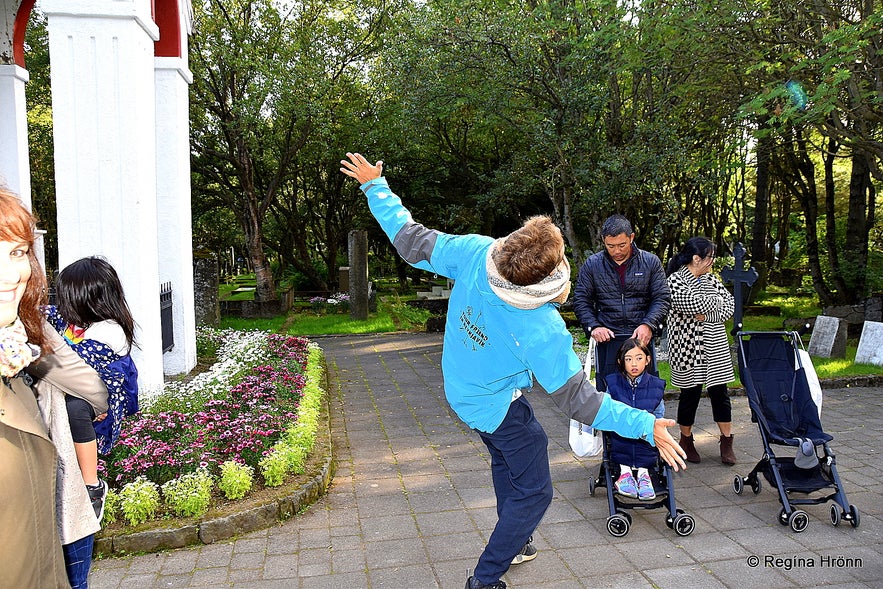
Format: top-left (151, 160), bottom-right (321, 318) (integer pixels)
top-left (840, 148), bottom-right (872, 302)
top-left (750, 127), bottom-right (773, 292)
top-left (242, 198), bottom-right (277, 303)
top-left (778, 130), bottom-right (834, 306)
top-left (823, 137), bottom-right (847, 297)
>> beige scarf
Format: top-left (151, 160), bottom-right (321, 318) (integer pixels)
top-left (0, 318), bottom-right (39, 378)
top-left (486, 238), bottom-right (571, 310)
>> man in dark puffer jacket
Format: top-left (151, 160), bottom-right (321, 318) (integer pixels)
top-left (573, 215), bottom-right (671, 392)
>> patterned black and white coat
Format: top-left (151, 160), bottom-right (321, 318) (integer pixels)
top-left (666, 266), bottom-right (735, 389)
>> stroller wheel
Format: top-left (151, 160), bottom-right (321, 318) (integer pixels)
top-left (847, 505), bottom-right (861, 528)
top-left (778, 508), bottom-right (789, 526)
top-left (589, 477), bottom-right (596, 496)
top-left (788, 510), bottom-right (809, 533)
top-left (732, 476), bottom-right (744, 495)
top-left (830, 504), bottom-right (841, 527)
top-left (673, 512), bottom-right (696, 536)
top-left (750, 477), bottom-right (762, 495)
top-left (606, 513), bottom-right (630, 537)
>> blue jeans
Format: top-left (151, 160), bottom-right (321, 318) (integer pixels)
top-left (63, 534), bottom-right (94, 589)
top-left (473, 395), bottom-right (553, 584)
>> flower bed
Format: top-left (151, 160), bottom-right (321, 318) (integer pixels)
top-left (309, 292), bottom-right (350, 314)
top-left (99, 328), bottom-right (326, 526)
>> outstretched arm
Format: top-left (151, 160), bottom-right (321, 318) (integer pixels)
top-left (340, 152), bottom-right (383, 184)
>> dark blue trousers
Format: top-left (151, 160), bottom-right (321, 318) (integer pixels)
top-left (473, 395), bottom-right (553, 584)
top-left (63, 534), bottom-right (94, 589)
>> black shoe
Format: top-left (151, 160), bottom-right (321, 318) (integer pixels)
top-left (510, 536), bottom-right (537, 564)
top-left (466, 576), bottom-right (506, 589)
top-left (87, 479), bottom-right (108, 522)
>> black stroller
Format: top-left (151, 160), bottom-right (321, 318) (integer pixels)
top-left (732, 329), bottom-right (860, 532)
top-left (584, 333), bottom-right (695, 537)
top-left (589, 432), bottom-right (696, 537)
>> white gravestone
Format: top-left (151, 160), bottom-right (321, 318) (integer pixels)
top-left (855, 321), bottom-right (883, 366)
top-left (807, 316), bottom-right (848, 358)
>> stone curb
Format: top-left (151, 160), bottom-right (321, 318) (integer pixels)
top-left (94, 451), bottom-right (335, 557)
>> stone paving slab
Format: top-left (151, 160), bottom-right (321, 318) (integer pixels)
top-left (90, 333), bottom-right (883, 589)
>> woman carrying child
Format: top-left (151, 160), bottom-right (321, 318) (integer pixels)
top-left (607, 338), bottom-right (667, 501)
top-left (45, 256), bottom-right (139, 522)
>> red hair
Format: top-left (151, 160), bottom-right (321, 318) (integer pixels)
top-left (0, 187), bottom-right (48, 352)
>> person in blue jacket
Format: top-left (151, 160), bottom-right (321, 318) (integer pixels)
top-left (340, 153), bottom-right (686, 589)
top-left (605, 338), bottom-right (666, 501)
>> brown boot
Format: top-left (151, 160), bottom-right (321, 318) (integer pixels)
top-left (720, 434), bottom-right (736, 465)
top-left (680, 434), bottom-right (701, 463)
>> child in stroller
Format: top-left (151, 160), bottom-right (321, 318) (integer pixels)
top-left (589, 338), bottom-right (695, 537)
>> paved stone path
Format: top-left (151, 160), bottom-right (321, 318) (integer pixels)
top-left (91, 333), bottom-right (882, 588)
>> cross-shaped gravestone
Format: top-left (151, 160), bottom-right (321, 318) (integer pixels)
top-left (721, 242), bottom-right (758, 332)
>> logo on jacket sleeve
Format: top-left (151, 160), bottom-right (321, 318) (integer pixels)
top-left (459, 306), bottom-right (488, 351)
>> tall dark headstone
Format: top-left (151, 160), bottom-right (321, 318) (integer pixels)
top-left (721, 242), bottom-right (758, 332)
top-left (349, 230), bottom-right (369, 320)
top-left (193, 250), bottom-right (220, 327)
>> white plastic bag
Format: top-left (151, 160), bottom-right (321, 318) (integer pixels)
top-left (569, 418), bottom-right (603, 457)
top-left (797, 348), bottom-right (822, 419)
top-left (569, 339), bottom-right (602, 457)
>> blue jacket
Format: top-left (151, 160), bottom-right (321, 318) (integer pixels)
top-left (606, 372), bottom-right (665, 469)
top-left (572, 246), bottom-right (670, 339)
top-left (361, 177), bottom-right (658, 444)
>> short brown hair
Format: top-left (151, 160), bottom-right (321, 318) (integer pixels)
top-left (0, 186), bottom-right (48, 352)
top-left (494, 216), bottom-right (564, 286)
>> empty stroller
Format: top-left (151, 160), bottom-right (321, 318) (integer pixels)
top-left (732, 329), bottom-right (859, 532)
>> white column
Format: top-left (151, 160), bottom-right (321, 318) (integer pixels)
top-left (155, 55), bottom-right (196, 375)
top-left (0, 64), bottom-right (31, 204)
top-left (42, 0), bottom-right (165, 393)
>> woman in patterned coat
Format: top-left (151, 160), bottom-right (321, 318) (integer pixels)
top-left (665, 237), bottom-right (737, 465)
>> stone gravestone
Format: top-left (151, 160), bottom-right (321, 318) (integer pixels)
top-left (807, 315), bottom-right (848, 358)
top-left (193, 250), bottom-right (220, 327)
top-left (348, 230), bottom-right (369, 320)
top-left (721, 242), bottom-right (758, 332)
top-left (855, 321), bottom-right (883, 366)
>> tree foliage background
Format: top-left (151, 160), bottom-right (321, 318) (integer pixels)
top-left (26, 0), bottom-right (882, 304)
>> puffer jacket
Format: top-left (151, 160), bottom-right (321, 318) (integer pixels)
top-left (573, 246), bottom-right (670, 338)
top-left (605, 372), bottom-right (666, 469)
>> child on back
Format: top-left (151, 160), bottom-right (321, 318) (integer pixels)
top-left (45, 257), bottom-right (139, 522)
top-left (607, 338), bottom-right (666, 500)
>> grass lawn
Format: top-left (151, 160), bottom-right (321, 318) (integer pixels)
top-left (218, 284), bottom-right (878, 381)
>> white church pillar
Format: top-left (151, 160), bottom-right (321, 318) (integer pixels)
top-left (155, 55), bottom-right (196, 375)
top-left (42, 0), bottom-right (164, 392)
top-left (0, 64), bottom-right (31, 202)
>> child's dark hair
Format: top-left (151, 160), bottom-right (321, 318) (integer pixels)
top-left (55, 256), bottom-right (136, 351)
top-left (615, 337), bottom-right (652, 374)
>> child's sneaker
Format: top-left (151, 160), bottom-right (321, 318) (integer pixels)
top-left (614, 470), bottom-right (638, 498)
top-left (637, 471), bottom-right (656, 501)
top-left (87, 479), bottom-right (108, 522)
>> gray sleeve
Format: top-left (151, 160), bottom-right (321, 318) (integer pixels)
top-left (549, 370), bottom-right (606, 425)
top-left (391, 221), bottom-right (441, 266)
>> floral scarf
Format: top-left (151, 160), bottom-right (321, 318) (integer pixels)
top-left (0, 318), bottom-right (40, 378)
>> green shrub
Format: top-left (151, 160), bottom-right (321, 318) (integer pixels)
top-left (119, 477), bottom-right (161, 526)
top-left (101, 488), bottom-right (121, 526)
top-left (218, 461), bottom-right (254, 500)
top-left (161, 469), bottom-right (214, 518)
top-left (259, 452), bottom-right (289, 487)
